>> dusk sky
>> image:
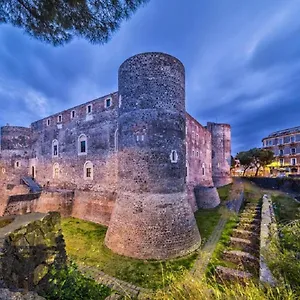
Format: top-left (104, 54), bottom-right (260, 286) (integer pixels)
top-left (1, 0), bottom-right (300, 154)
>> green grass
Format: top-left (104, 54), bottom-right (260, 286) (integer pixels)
top-left (217, 183), bottom-right (233, 202)
top-left (194, 208), bottom-right (222, 245)
top-left (61, 217), bottom-right (199, 289)
top-left (206, 214), bottom-right (239, 277)
top-left (271, 194), bottom-right (300, 223)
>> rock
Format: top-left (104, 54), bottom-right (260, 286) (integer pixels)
top-left (0, 289), bottom-right (45, 300)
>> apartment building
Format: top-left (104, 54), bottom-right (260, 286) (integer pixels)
top-left (262, 126), bottom-right (300, 174)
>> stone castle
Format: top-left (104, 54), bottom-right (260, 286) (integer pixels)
top-left (0, 52), bottom-right (231, 260)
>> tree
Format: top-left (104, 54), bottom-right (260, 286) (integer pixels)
top-left (250, 147), bottom-right (274, 176)
top-left (236, 148), bottom-right (274, 177)
top-left (0, 0), bottom-right (149, 46)
top-left (236, 151), bottom-right (253, 176)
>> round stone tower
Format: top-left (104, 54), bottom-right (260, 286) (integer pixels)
top-left (207, 122), bottom-right (232, 187)
top-left (105, 52), bottom-right (201, 260)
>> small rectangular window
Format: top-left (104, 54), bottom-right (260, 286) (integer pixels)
top-left (71, 110), bottom-right (75, 119)
top-left (105, 98), bottom-right (111, 108)
top-left (53, 145), bottom-right (58, 156)
top-left (80, 141), bottom-right (86, 153)
top-left (279, 149), bottom-right (284, 156)
top-left (291, 148), bottom-right (296, 155)
top-left (291, 136), bottom-right (295, 143)
top-left (58, 115), bottom-right (62, 123)
top-left (86, 168), bottom-right (91, 178)
top-left (291, 158), bottom-right (297, 165)
top-left (87, 105), bottom-right (92, 114)
top-left (47, 119), bottom-right (51, 126)
top-left (280, 158), bottom-right (284, 166)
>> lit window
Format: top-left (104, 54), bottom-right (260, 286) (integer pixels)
top-left (53, 163), bottom-right (59, 179)
top-left (105, 98), bottom-right (112, 108)
top-left (52, 140), bottom-right (59, 157)
top-left (84, 161), bottom-right (93, 180)
top-left (71, 110), bottom-right (76, 119)
top-left (78, 134), bottom-right (87, 155)
top-left (57, 115), bottom-right (62, 123)
top-left (87, 104), bottom-right (92, 114)
top-left (170, 150), bottom-right (178, 163)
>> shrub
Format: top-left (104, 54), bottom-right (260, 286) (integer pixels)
top-left (42, 261), bottom-right (111, 300)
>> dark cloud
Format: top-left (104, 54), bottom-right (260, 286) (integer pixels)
top-left (0, 0), bottom-right (300, 155)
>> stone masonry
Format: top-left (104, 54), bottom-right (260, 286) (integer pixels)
top-left (0, 52), bottom-right (231, 260)
top-left (0, 212), bottom-right (66, 294)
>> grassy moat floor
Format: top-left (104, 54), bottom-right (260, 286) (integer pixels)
top-left (61, 217), bottom-right (197, 289)
top-left (61, 184), bottom-right (231, 289)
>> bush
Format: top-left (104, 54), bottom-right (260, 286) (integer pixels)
top-left (42, 261), bottom-right (111, 300)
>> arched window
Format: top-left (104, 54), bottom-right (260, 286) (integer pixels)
top-left (78, 134), bottom-right (87, 155)
top-left (84, 161), bottom-right (93, 180)
top-left (52, 140), bottom-right (59, 157)
top-left (170, 150), bottom-right (178, 163)
top-left (53, 163), bottom-right (60, 179)
top-left (202, 163), bottom-right (205, 176)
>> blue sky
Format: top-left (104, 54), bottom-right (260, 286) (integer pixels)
top-left (1, 0), bottom-right (300, 154)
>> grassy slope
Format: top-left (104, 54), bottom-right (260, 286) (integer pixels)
top-left (195, 208), bottom-right (221, 245)
top-left (61, 217), bottom-right (198, 289)
top-left (272, 193), bottom-right (300, 223)
top-left (217, 183), bottom-right (233, 202)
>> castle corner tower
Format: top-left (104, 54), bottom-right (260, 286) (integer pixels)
top-left (105, 52), bottom-right (201, 260)
top-left (207, 122), bottom-right (232, 187)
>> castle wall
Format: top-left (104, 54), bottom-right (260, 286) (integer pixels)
top-left (30, 93), bottom-right (119, 194)
top-left (105, 52), bottom-right (201, 259)
top-left (186, 114), bottom-right (220, 209)
top-left (3, 190), bottom-right (74, 217)
top-left (207, 122), bottom-right (232, 187)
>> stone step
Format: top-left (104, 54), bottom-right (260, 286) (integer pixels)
top-left (232, 229), bottom-right (259, 241)
top-left (239, 218), bottom-right (260, 226)
top-left (237, 222), bottom-right (259, 232)
top-left (223, 250), bottom-right (259, 269)
top-left (240, 213), bottom-right (260, 220)
top-left (230, 237), bottom-right (259, 255)
top-left (215, 266), bottom-right (253, 285)
top-left (244, 207), bottom-right (261, 213)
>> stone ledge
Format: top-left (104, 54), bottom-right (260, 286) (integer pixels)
top-left (223, 250), bottom-right (259, 269)
top-left (215, 266), bottom-right (252, 284)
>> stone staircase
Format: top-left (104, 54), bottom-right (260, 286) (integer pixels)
top-left (215, 201), bottom-right (262, 284)
top-left (21, 177), bottom-right (42, 193)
